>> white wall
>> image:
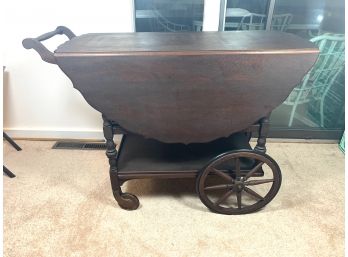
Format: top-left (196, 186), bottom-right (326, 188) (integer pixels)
top-left (3, 0), bottom-right (220, 140)
top-left (3, 0), bottom-right (135, 140)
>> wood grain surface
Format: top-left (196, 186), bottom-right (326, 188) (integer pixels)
top-left (55, 31), bottom-right (319, 143)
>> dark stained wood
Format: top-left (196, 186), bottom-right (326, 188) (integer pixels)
top-left (254, 116), bottom-right (270, 153)
top-left (244, 187), bottom-right (264, 200)
top-left (55, 31), bottom-right (318, 143)
top-left (117, 132), bottom-right (254, 174)
top-left (25, 29), bottom-right (319, 143)
top-left (23, 28), bottom-right (318, 213)
top-left (55, 31), bottom-right (317, 54)
top-left (57, 53), bottom-right (317, 143)
top-left (103, 116), bottom-right (139, 210)
top-left (196, 150), bottom-right (282, 215)
top-left (22, 26), bottom-right (75, 64)
top-left (212, 168), bottom-right (235, 182)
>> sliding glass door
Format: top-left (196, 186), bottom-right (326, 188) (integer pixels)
top-left (220, 0), bottom-right (345, 139)
top-left (222, 0), bottom-right (269, 31)
top-left (269, 0), bottom-right (345, 139)
top-left (134, 0), bottom-right (204, 32)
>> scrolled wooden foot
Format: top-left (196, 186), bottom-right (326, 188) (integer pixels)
top-left (103, 115), bottom-right (140, 211)
top-left (113, 191), bottom-right (140, 210)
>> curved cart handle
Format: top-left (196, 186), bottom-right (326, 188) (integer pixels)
top-left (22, 26), bottom-right (76, 64)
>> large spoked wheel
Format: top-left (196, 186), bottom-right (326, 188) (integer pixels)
top-left (196, 150), bottom-right (281, 215)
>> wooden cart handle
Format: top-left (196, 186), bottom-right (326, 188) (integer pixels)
top-left (22, 26), bottom-right (76, 64)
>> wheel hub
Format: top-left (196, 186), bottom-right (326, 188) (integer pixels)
top-left (234, 179), bottom-right (245, 191)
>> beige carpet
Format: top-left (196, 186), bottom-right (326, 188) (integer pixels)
top-left (3, 140), bottom-right (344, 257)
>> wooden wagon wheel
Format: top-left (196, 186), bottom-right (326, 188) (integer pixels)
top-left (196, 150), bottom-right (281, 215)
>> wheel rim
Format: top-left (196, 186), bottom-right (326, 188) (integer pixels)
top-left (197, 150), bottom-right (281, 215)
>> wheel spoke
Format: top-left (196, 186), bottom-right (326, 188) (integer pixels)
top-left (245, 179), bottom-right (274, 186)
top-left (235, 158), bottom-right (241, 179)
top-left (245, 162), bottom-right (264, 180)
top-left (237, 191), bottom-right (242, 209)
top-left (243, 187), bottom-right (264, 200)
top-left (204, 184), bottom-right (233, 191)
top-left (214, 187), bottom-right (235, 206)
top-left (211, 167), bottom-right (234, 182)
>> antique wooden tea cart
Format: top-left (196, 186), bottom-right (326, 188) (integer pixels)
top-left (23, 26), bottom-right (318, 214)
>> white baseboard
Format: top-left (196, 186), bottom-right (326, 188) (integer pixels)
top-left (3, 128), bottom-right (104, 141)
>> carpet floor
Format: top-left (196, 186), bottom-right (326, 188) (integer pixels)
top-left (3, 140), bottom-right (344, 257)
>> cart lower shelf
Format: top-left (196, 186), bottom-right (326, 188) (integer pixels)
top-left (117, 133), bottom-right (264, 180)
top-left (104, 118), bottom-right (280, 214)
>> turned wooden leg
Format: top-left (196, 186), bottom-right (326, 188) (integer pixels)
top-left (102, 115), bottom-right (139, 210)
top-left (254, 116), bottom-right (270, 153)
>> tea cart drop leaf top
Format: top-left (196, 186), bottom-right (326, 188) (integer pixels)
top-left (23, 27), bottom-right (319, 214)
